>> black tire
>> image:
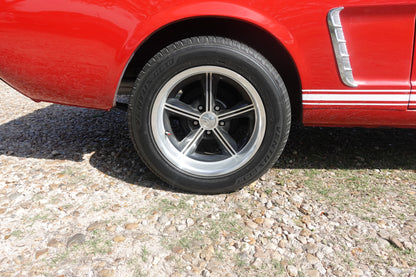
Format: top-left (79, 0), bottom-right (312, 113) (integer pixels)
top-left (129, 36), bottom-right (291, 194)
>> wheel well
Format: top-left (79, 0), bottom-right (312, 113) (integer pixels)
top-left (119, 17), bottom-right (302, 121)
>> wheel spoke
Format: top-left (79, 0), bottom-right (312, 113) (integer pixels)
top-left (218, 103), bottom-right (255, 121)
top-left (213, 127), bottom-right (237, 156)
top-left (179, 127), bottom-right (205, 155)
top-left (203, 72), bottom-right (219, 112)
top-left (164, 98), bottom-right (200, 121)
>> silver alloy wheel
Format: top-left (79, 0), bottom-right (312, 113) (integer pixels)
top-left (151, 66), bottom-right (266, 176)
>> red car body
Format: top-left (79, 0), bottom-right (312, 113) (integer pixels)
top-left (1, 0), bottom-right (415, 128)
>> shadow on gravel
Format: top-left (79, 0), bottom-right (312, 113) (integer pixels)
top-left (0, 104), bottom-right (415, 185)
top-left (0, 104), bottom-right (155, 185)
top-left (279, 123), bottom-right (416, 170)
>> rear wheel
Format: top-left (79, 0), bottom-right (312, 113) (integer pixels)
top-left (129, 36), bottom-right (291, 193)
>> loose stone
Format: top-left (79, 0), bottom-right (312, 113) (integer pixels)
top-left (47, 238), bottom-right (63, 248)
top-left (287, 265), bottom-right (298, 277)
top-left (306, 253), bottom-right (319, 264)
top-left (35, 248), bottom-right (48, 259)
top-left (113, 236), bottom-right (126, 243)
top-left (305, 269), bottom-right (320, 277)
top-left (389, 237), bottom-right (404, 250)
top-left (87, 222), bottom-right (106, 232)
top-left (67, 233), bottom-right (86, 248)
top-left (99, 269), bottom-right (114, 277)
top-left (124, 223), bottom-right (139, 230)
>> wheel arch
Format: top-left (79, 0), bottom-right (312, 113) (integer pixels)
top-left (117, 16), bottom-right (302, 121)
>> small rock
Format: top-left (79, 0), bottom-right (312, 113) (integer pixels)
top-left (172, 246), bottom-right (184, 255)
top-left (87, 222), bottom-right (106, 232)
top-left (201, 269), bottom-right (211, 277)
top-left (263, 218), bottom-right (274, 228)
top-left (300, 229), bottom-right (311, 237)
top-left (403, 241), bottom-right (413, 250)
top-left (51, 150), bottom-right (60, 156)
top-left (297, 236), bottom-right (307, 244)
top-left (306, 254), bottom-right (319, 264)
top-left (253, 217), bottom-right (264, 225)
top-left (351, 268), bottom-right (363, 276)
top-left (99, 269), bottom-right (114, 277)
top-left (157, 215), bottom-right (170, 225)
top-left (20, 202), bottom-right (31, 209)
top-left (236, 208), bottom-right (246, 217)
top-left (106, 225), bottom-right (116, 232)
top-left (113, 235), bottom-right (125, 243)
top-left (378, 230), bottom-right (390, 241)
top-left (200, 245), bottom-right (215, 261)
top-left (47, 238), bottom-right (63, 248)
top-left (314, 262), bottom-right (326, 275)
top-left (305, 243), bottom-right (317, 253)
top-left (8, 193), bottom-right (20, 201)
top-left (301, 215), bottom-right (311, 224)
top-left (299, 207), bottom-right (309, 215)
top-left (0, 208), bottom-right (6, 214)
top-left (251, 258), bottom-right (262, 268)
top-left (67, 233), bottom-right (86, 248)
top-left (389, 237), bottom-right (404, 249)
top-left (35, 248), bottom-right (48, 259)
top-left (245, 220), bottom-right (258, 229)
top-left (72, 211), bottom-right (80, 217)
top-left (13, 255), bottom-right (24, 265)
top-left (186, 218), bottom-right (195, 227)
top-left (124, 223), bottom-right (139, 230)
top-left (254, 246), bottom-right (267, 259)
top-left (376, 219), bottom-right (386, 227)
top-left (164, 225), bottom-right (176, 234)
top-left (278, 240), bottom-right (288, 248)
top-left (270, 251), bottom-right (282, 261)
top-left (388, 267), bottom-right (402, 275)
top-left (404, 220), bottom-right (416, 228)
top-left (305, 269), bottom-right (320, 277)
top-left (287, 265), bottom-right (298, 277)
top-left (259, 173), bottom-right (268, 181)
top-left (182, 254), bottom-right (192, 262)
top-left (176, 225), bottom-right (186, 231)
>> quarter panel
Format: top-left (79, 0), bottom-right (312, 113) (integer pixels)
top-left (341, 5), bottom-right (416, 89)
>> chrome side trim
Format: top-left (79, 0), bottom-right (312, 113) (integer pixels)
top-left (328, 7), bottom-right (357, 87)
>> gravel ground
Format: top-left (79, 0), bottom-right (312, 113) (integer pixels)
top-left (0, 80), bottom-right (415, 277)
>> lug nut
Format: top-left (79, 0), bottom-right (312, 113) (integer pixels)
top-left (214, 105), bottom-right (220, 111)
top-left (198, 105), bottom-right (204, 111)
top-left (206, 130), bottom-right (212, 135)
top-left (219, 121), bottom-right (225, 126)
top-left (193, 120), bottom-right (199, 126)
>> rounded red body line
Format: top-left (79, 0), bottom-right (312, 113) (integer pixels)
top-left (0, 0), bottom-right (416, 128)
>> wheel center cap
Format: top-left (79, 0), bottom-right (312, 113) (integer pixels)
top-left (199, 112), bottom-right (218, 130)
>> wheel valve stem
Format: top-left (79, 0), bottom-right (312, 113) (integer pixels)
top-left (165, 131), bottom-right (171, 136)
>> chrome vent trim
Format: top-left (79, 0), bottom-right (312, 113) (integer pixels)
top-left (328, 7), bottom-right (357, 87)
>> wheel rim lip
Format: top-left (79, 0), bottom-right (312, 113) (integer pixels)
top-left (151, 65), bottom-right (266, 177)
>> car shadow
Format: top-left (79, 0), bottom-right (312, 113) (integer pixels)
top-left (0, 104), bottom-right (155, 185)
top-left (0, 104), bottom-right (415, 189)
top-left (278, 123), bottom-right (416, 171)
